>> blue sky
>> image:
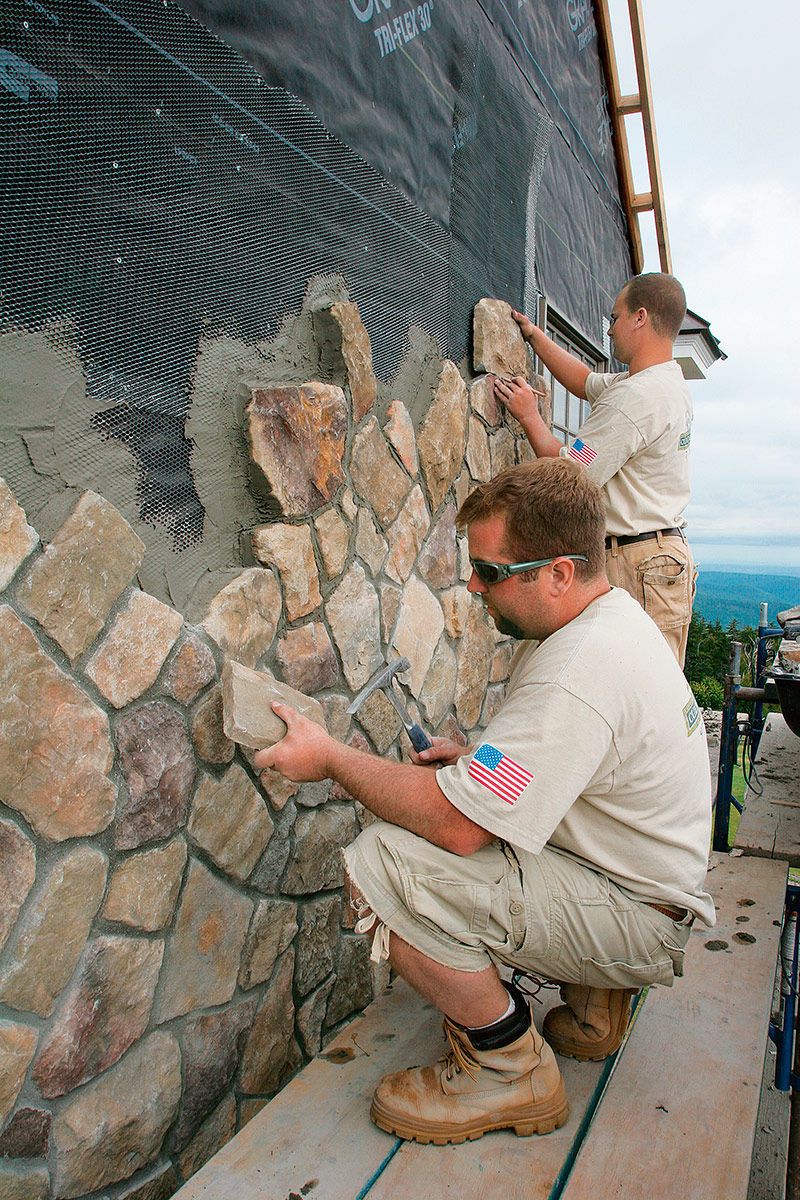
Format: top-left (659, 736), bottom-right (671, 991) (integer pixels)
top-left (610, 1), bottom-right (800, 576)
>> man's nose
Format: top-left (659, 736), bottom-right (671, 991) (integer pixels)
top-left (467, 570), bottom-right (485, 594)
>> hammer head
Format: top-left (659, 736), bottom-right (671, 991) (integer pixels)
top-left (346, 657), bottom-right (411, 715)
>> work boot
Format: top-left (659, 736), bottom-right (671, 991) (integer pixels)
top-left (370, 992), bottom-right (569, 1145)
top-left (543, 985), bottom-right (637, 1061)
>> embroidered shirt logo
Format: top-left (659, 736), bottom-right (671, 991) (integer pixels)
top-left (467, 743), bottom-right (534, 806)
top-left (683, 698), bottom-right (701, 736)
top-left (568, 438), bottom-right (598, 466)
top-left (678, 420), bottom-right (692, 451)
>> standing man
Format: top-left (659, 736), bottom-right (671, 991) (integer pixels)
top-left (493, 272), bottom-right (695, 666)
top-left (254, 459), bottom-right (713, 1147)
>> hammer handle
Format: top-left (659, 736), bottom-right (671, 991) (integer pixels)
top-left (407, 723), bottom-right (433, 753)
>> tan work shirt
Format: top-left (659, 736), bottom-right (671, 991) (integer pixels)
top-left (559, 360), bottom-right (692, 537)
top-left (437, 589), bottom-right (715, 926)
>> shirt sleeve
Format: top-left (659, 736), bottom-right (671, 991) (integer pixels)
top-left (436, 680), bottom-right (618, 855)
top-left (559, 401), bottom-right (643, 488)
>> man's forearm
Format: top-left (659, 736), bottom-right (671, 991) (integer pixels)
top-left (326, 740), bottom-right (491, 856)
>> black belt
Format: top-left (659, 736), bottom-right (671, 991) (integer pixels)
top-left (605, 527), bottom-right (685, 549)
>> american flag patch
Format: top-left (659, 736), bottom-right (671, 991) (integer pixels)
top-left (467, 744), bottom-right (533, 806)
top-left (568, 438), bottom-right (597, 466)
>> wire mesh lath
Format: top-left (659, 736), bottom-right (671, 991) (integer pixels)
top-left (1, 0), bottom-right (551, 551)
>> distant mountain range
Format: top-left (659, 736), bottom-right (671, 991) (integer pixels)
top-left (694, 570), bottom-right (800, 628)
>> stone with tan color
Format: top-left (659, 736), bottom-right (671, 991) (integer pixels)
top-left (17, 491), bottom-right (144, 663)
top-left (491, 640), bottom-right (516, 683)
top-left (473, 298), bottom-right (529, 378)
top-left (240, 950), bottom-right (296, 1095)
top-left (350, 417), bottom-right (412, 528)
top-left (51, 1032), bottom-right (181, 1199)
top-left (385, 485), bottom-right (430, 584)
top-left (489, 424), bottom-right (517, 476)
top-left (163, 633), bottom-right (216, 705)
top-left (481, 684), bottom-right (505, 726)
top-left (115, 703), bottom-right (195, 850)
top-left (417, 361), bottom-right (468, 512)
top-left (0, 1020), bottom-right (38, 1124)
top-left (353, 688), bottom-right (403, 754)
top-left (276, 621), bottom-right (339, 693)
top-left (0, 1164), bottom-right (49, 1200)
top-left (0, 479), bottom-right (38, 591)
top-left (156, 860), bottom-right (253, 1022)
top-left (191, 685), bottom-right (235, 764)
top-left (0, 819), bottom-right (36, 953)
top-left (420, 637), bottom-right (458, 728)
top-left (314, 508), bottom-right (350, 578)
top-left (416, 503), bottom-right (458, 591)
top-left (380, 581), bottom-right (401, 643)
top-left (355, 508), bottom-right (388, 575)
top-left (256, 766), bottom-right (299, 811)
top-left (454, 595), bottom-right (496, 729)
top-left (0, 607), bottom-right (115, 841)
top-left (239, 899), bottom-right (298, 990)
top-left (85, 590), bottom-right (182, 708)
top-left (246, 383), bottom-right (347, 516)
top-left (391, 574), bottom-right (445, 697)
top-left (384, 401), bottom-right (419, 474)
top-left (466, 414), bottom-right (492, 482)
top-left (469, 375), bottom-right (502, 426)
top-left (202, 568), bottom-right (281, 668)
top-left (221, 658), bottom-right (326, 750)
top-left (102, 838), bottom-right (187, 931)
top-left (441, 585), bottom-right (471, 638)
top-left (329, 301), bottom-right (377, 421)
top-left (251, 523), bottom-right (321, 620)
top-left (33, 935), bottom-right (164, 1099)
top-left (325, 562), bottom-right (382, 690)
top-left (188, 764), bottom-right (274, 882)
top-left (0, 847), bottom-right (107, 1018)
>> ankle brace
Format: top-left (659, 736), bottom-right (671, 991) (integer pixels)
top-left (463, 981), bottom-right (531, 1051)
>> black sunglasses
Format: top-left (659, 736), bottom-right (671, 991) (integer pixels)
top-left (469, 555), bottom-right (588, 585)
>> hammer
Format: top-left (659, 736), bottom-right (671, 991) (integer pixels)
top-left (347, 657), bottom-right (433, 753)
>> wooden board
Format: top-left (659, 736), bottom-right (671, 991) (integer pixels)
top-left (559, 854), bottom-right (788, 1200)
top-left (171, 980), bottom-right (444, 1200)
top-left (171, 980), bottom-right (607, 1200)
top-left (736, 715), bottom-right (800, 863)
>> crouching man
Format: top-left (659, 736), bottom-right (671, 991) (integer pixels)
top-left (254, 458), bottom-right (714, 1146)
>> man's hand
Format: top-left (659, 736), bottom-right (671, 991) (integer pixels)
top-left (511, 309), bottom-right (540, 344)
top-left (254, 702), bottom-right (333, 782)
top-left (409, 737), bottom-right (473, 769)
top-left (492, 374), bottom-right (545, 425)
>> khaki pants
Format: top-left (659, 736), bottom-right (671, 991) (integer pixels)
top-left (605, 533), bottom-right (695, 667)
top-left (344, 822), bottom-right (690, 989)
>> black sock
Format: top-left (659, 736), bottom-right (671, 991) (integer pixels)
top-left (462, 980), bottom-right (531, 1051)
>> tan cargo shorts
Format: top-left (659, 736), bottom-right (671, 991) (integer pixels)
top-left (343, 821), bottom-right (690, 989)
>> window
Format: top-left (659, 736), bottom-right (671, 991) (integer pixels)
top-left (537, 304), bottom-right (606, 446)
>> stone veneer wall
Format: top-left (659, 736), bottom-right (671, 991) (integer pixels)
top-left (0, 298), bottom-right (549, 1200)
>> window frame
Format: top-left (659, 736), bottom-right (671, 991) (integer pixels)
top-left (535, 299), bottom-right (608, 446)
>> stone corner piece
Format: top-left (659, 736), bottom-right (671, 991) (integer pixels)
top-left (221, 659), bottom-right (326, 750)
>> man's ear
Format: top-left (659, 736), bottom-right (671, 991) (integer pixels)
top-left (548, 557), bottom-right (577, 593)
